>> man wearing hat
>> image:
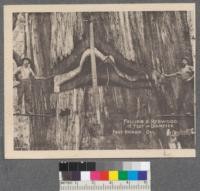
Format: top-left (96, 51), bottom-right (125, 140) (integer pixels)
top-left (14, 58), bottom-right (37, 114)
top-left (164, 58), bottom-right (194, 114)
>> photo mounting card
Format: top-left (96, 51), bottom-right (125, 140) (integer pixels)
top-left (4, 3), bottom-right (196, 158)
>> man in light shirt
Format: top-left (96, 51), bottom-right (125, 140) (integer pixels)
top-left (164, 58), bottom-right (194, 82)
top-left (164, 58), bottom-right (194, 114)
top-left (14, 58), bottom-right (37, 114)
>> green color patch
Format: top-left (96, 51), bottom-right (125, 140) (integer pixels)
top-left (118, 171), bottom-right (128, 180)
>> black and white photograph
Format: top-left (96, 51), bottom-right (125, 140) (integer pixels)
top-left (4, 4), bottom-right (196, 158)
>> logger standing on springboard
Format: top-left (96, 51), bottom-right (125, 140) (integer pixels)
top-left (164, 58), bottom-right (194, 114)
top-left (14, 58), bottom-right (37, 114)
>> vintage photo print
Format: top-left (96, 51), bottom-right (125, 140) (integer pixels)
top-left (4, 4), bottom-right (196, 158)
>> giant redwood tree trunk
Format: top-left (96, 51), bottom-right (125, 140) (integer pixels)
top-left (13, 11), bottom-right (194, 150)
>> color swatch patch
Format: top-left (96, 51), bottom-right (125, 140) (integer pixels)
top-left (119, 171), bottom-right (128, 180)
top-left (109, 171), bottom-right (118, 181)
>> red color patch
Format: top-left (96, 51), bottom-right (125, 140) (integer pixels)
top-left (99, 171), bottom-right (109, 180)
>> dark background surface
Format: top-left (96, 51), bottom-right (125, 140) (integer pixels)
top-left (0, 0), bottom-right (199, 191)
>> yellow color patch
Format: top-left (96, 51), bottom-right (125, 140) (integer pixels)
top-left (109, 171), bottom-right (118, 181)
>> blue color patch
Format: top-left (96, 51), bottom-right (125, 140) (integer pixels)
top-left (128, 171), bottom-right (138, 180)
top-left (138, 171), bottom-right (147, 180)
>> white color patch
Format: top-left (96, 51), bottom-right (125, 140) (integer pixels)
top-left (81, 171), bottom-right (90, 181)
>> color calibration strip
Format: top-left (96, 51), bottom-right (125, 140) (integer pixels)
top-left (60, 170), bottom-right (147, 181)
top-left (59, 161), bottom-right (151, 190)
